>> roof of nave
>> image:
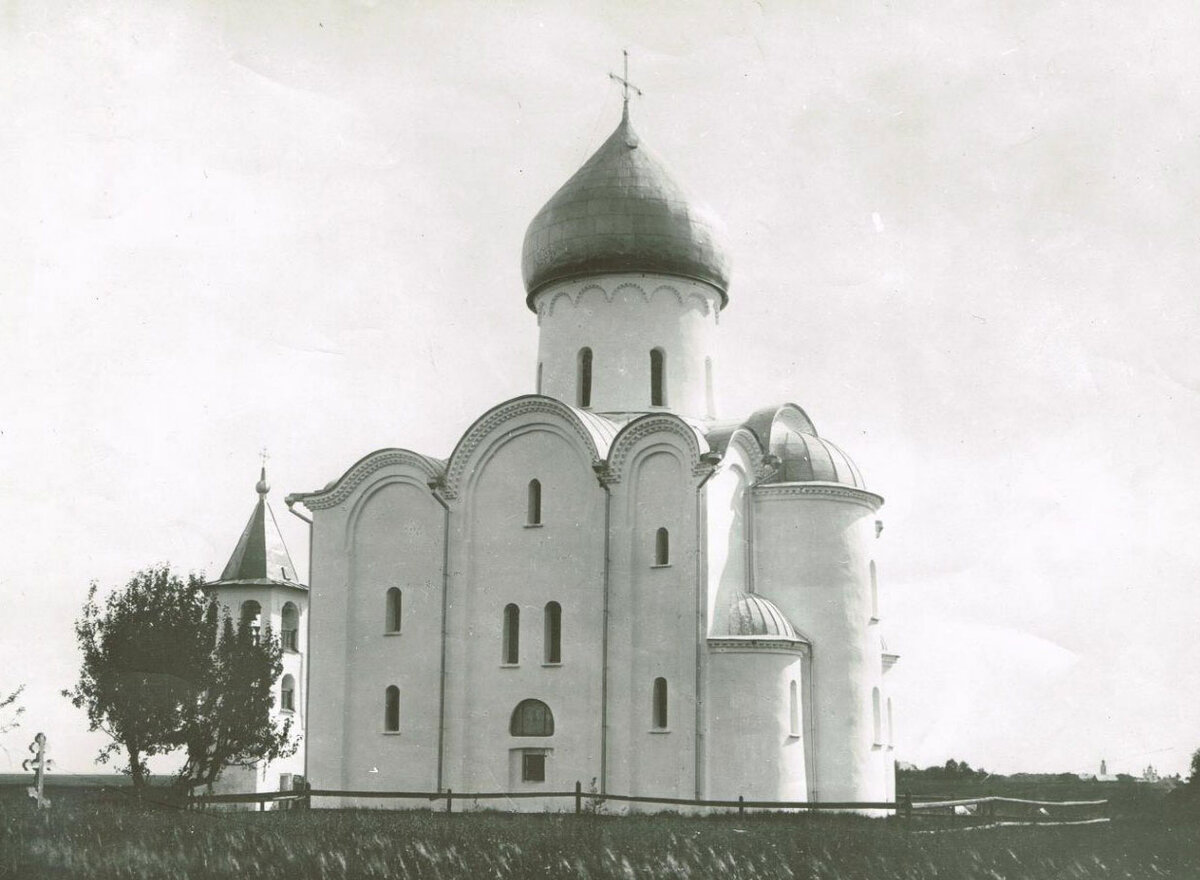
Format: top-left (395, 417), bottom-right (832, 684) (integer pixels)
top-left (209, 467), bottom-right (306, 591)
top-left (522, 106), bottom-right (731, 309)
top-left (702, 403), bottom-right (868, 490)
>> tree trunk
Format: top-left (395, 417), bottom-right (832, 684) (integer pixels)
top-left (127, 742), bottom-right (145, 792)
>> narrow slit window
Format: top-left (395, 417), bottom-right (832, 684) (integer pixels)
top-left (527, 479), bottom-right (542, 525)
top-left (887, 698), bottom-right (894, 747)
top-left (544, 601), bottom-right (561, 664)
top-left (789, 680), bottom-right (799, 737)
top-left (577, 347), bottom-right (593, 408)
top-left (503, 603), bottom-right (520, 664)
top-left (872, 687), bottom-right (882, 745)
top-left (386, 588), bottom-right (402, 633)
top-left (870, 561), bottom-right (879, 622)
top-left (705, 356), bottom-right (714, 417)
top-left (385, 685), bottom-right (400, 732)
top-left (655, 528), bottom-right (670, 566)
top-left (652, 677), bottom-right (668, 729)
top-left (650, 348), bottom-right (666, 406)
top-left (536, 361), bottom-right (543, 394)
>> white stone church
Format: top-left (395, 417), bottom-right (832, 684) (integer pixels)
top-left (280, 96), bottom-right (898, 809)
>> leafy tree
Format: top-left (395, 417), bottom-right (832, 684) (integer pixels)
top-left (1189, 748), bottom-right (1200, 789)
top-left (64, 564), bottom-right (295, 791)
top-left (63, 566), bottom-right (213, 788)
top-left (176, 610), bottom-right (296, 791)
top-left (0, 684), bottom-right (25, 733)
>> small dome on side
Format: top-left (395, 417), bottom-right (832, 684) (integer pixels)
top-left (723, 592), bottom-right (800, 640)
top-left (760, 406), bottom-right (866, 489)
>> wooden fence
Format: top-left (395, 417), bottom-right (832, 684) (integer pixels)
top-left (187, 783), bottom-right (1108, 823)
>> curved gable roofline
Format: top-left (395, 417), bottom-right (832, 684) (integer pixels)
top-left (441, 395), bottom-right (621, 499)
top-left (740, 402), bottom-right (819, 450)
top-left (701, 422), bottom-right (764, 462)
top-left (292, 448), bottom-right (446, 511)
top-left (604, 411), bottom-right (710, 483)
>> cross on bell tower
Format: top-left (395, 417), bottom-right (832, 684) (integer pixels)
top-left (609, 49), bottom-right (642, 120)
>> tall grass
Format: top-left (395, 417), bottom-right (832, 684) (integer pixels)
top-left (2, 785), bottom-right (1197, 879)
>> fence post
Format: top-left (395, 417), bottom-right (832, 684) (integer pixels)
top-left (901, 793), bottom-right (912, 820)
top-left (446, 788), bottom-right (453, 814)
top-left (575, 780), bottom-right (582, 815)
top-left (738, 795), bottom-right (744, 818)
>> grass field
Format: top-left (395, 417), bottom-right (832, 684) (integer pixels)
top-left (2, 783), bottom-right (1198, 879)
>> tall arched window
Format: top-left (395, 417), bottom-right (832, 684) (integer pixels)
top-left (652, 677), bottom-right (668, 729)
top-left (872, 687), bottom-right (882, 745)
top-left (502, 604), bottom-right (520, 664)
top-left (544, 601), bottom-right (561, 664)
top-left (280, 674), bottom-right (296, 712)
top-left (789, 680), bottom-right (799, 737)
top-left (527, 479), bottom-right (542, 526)
top-left (239, 600), bottom-right (262, 645)
top-left (870, 561), bottom-right (879, 622)
top-left (281, 602), bottom-right (299, 652)
top-left (384, 685), bottom-right (400, 732)
top-left (385, 588), bottom-right (402, 634)
top-left (650, 348), bottom-right (666, 406)
top-left (577, 347), bottom-right (593, 408)
top-left (654, 528), bottom-right (670, 566)
top-left (510, 699), bottom-right (554, 736)
top-left (705, 356), bottom-right (714, 417)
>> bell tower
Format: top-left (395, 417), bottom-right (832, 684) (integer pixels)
top-left (206, 461), bottom-right (308, 804)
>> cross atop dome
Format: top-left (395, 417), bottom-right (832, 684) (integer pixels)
top-left (609, 49), bottom-right (642, 121)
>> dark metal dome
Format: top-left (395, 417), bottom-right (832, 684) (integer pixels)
top-left (521, 108), bottom-right (731, 309)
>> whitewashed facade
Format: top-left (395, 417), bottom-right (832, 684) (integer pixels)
top-left (291, 104), bottom-right (898, 810)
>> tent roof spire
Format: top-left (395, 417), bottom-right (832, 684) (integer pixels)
top-left (210, 462), bottom-right (305, 590)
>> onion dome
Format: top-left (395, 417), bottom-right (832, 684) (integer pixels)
top-left (724, 592), bottom-right (800, 639)
top-left (522, 107), bottom-right (731, 309)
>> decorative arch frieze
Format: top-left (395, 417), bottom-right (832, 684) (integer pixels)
top-left (601, 281), bottom-right (646, 308)
top-left (441, 395), bottom-right (605, 499)
top-left (533, 276), bottom-right (721, 320)
top-left (605, 413), bottom-right (709, 486)
top-left (300, 449), bottom-right (445, 511)
top-left (647, 283), bottom-right (684, 308)
top-left (546, 289), bottom-right (576, 319)
top-left (752, 482), bottom-right (885, 512)
top-left (707, 637), bottom-right (811, 657)
top-left (683, 290), bottom-right (712, 316)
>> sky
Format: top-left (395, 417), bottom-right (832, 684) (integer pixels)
top-left (2, 0), bottom-right (1199, 780)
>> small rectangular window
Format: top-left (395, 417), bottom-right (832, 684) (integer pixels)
top-left (522, 753), bottom-right (546, 782)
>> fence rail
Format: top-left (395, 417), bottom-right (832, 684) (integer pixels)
top-left (187, 783), bottom-right (1107, 822)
